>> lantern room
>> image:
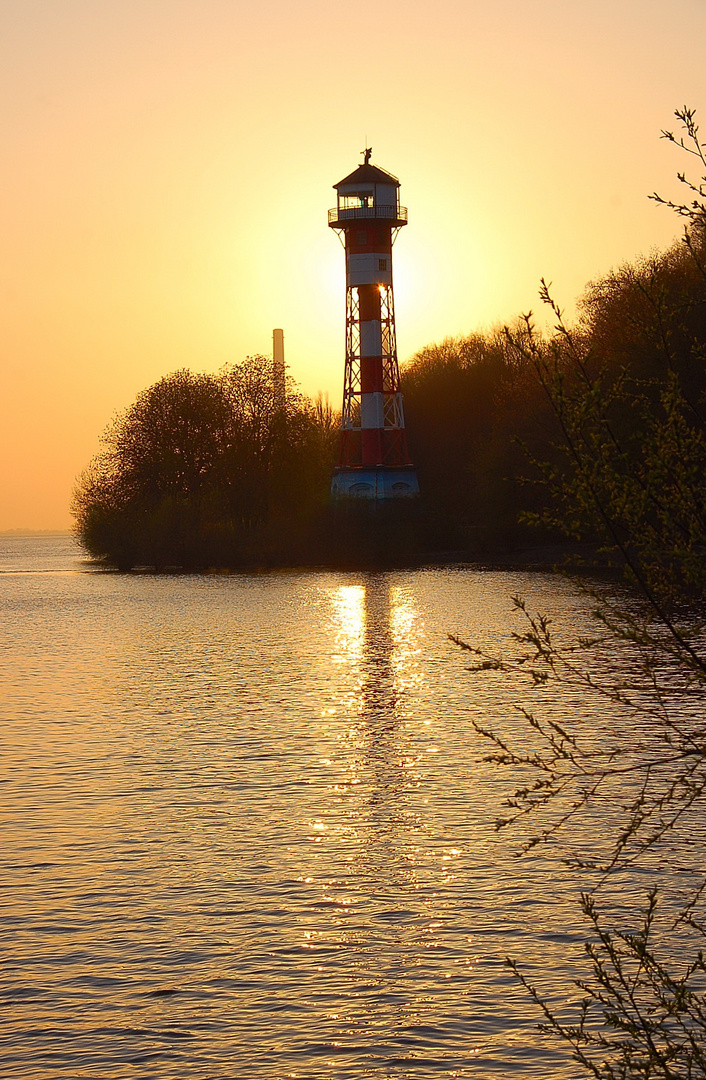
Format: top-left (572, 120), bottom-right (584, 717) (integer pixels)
top-left (328, 161), bottom-right (408, 229)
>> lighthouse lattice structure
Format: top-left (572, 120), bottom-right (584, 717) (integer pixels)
top-left (328, 152), bottom-right (419, 500)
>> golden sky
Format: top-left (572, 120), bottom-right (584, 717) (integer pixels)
top-left (1, 0), bottom-right (704, 530)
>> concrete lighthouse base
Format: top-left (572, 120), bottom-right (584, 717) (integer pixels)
top-left (330, 466), bottom-right (420, 501)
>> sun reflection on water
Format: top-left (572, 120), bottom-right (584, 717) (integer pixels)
top-left (330, 583), bottom-right (366, 667)
top-left (327, 575), bottom-right (423, 723)
top-left (321, 574), bottom-right (430, 905)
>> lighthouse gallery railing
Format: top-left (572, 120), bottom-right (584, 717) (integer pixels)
top-left (328, 205), bottom-right (408, 226)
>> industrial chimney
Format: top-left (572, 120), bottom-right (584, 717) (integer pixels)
top-left (272, 328), bottom-right (285, 412)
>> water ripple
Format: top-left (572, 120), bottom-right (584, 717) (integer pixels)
top-left (2, 540), bottom-right (702, 1077)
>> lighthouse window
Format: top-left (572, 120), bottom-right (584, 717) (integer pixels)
top-left (378, 258), bottom-right (388, 271)
top-left (342, 192), bottom-right (373, 209)
top-left (357, 229), bottom-right (367, 244)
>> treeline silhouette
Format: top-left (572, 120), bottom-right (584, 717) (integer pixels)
top-left (401, 326), bottom-right (555, 553)
top-left (73, 357), bottom-right (338, 570)
top-left (73, 233), bottom-right (706, 570)
top-left (402, 231), bottom-right (706, 560)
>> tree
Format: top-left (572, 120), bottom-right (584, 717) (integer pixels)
top-left (73, 368), bottom-right (233, 569)
top-left (401, 327), bottom-right (562, 551)
top-left (456, 109), bottom-right (706, 1077)
top-left (73, 359), bottom-right (338, 569)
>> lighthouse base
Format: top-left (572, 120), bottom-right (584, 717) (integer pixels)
top-left (331, 466), bottom-right (420, 501)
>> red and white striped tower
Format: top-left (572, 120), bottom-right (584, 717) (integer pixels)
top-left (328, 151), bottom-right (419, 500)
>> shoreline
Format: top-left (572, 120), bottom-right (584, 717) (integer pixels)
top-left (81, 541), bottom-right (616, 577)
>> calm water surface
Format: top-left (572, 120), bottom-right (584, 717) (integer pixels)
top-left (1, 536), bottom-right (697, 1078)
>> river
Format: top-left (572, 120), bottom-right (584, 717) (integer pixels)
top-left (1, 535), bottom-right (699, 1079)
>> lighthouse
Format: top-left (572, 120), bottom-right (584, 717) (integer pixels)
top-left (328, 151), bottom-right (419, 500)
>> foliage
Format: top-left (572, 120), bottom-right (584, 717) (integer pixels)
top-left (512, 891), bottom-right (706, 1080)
top-left (401, 326), bottom-right (561, 551)
top-left (651, 106), bottom-right (706, 238)
top-left (452, 591), bottom-right (706, 872)
top-left (72, 358), bottom-right (338, 569)
top-left (454, 108), bottom-right (706, 1077)
top-left (511, 263), bottom-right (706, 655)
